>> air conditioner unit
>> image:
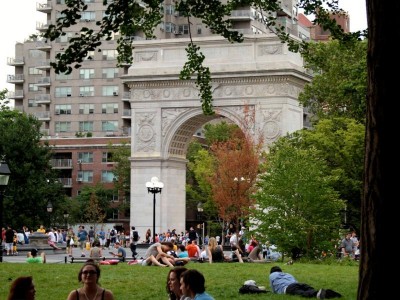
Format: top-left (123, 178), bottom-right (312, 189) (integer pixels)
top-left (77, 178), bottom-right (83, 182)
top-left (113, 92), bottom-right (118, 96)
top-left (79, 93), bottom-right (84, 97)
top-left (55, 110), bottom-right (60, 115)
top-left (77, 159), bottom-right (82, 164)
top-left (174, 30), bottom-right (183, 35)
top-left (67, 94), bottom-right (71, 97)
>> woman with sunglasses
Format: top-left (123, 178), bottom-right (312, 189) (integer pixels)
top-left (67, 259), bottom-right (114, 300)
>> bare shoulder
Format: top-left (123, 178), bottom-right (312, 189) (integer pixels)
top-left (104, 289), bottom-right (115, 300)
top-left (66, 289), bottom-right (78, 300)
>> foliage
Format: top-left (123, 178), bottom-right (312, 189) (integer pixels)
top-left (0, 262), bottom-right (358, 300)
top-left (252, 138), bottom-right (345, 259)
top-left (109, 142), bottom-right (131, 197)
top-left (286, 118), bottom-right (365, 233)
top-left (0, 92), bottom-right (66, 230)
top-left (72, 185), bottom-right (114, 224)
top-left (42, 1), bottom-right (366, 115)
top-left (299, 40), bottom-right (368, 123)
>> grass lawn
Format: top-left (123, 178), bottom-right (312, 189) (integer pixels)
top-left (0, 261), bottom-right (358, 299)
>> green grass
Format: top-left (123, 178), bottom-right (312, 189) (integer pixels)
top-left (0, 261), bottom-right (358, 299)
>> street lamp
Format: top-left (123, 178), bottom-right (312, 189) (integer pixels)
top-left (146, 177), bottom-right (163, 243)
top-left (47, 201), bottom-right (53, 229)
top-left (63, 210), bottom-right (69, 229)
top-left (197, 202), bottom-right (205, 246)
top-left (0, 160), bottom-right (11, 263)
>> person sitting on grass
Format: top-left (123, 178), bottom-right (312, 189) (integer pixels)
top-left (269, 266), bottom-right (342, 299)
top-left (26, 248), bottom-right (46, 263)
top-left (141, 241), bottom-right (175, 267)
top-left (109, 241), bottom-right (126, 262)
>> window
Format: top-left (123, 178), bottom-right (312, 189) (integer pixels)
top-left (29, 68), bottom-right (43, 75)
top-left (77, 171), bottom-right (93, 183)
top-left (102, 68), bottom-right (119, 79)
top-left (79, 86), bottom-right (94, 97)
top-left (79, 121), bottom-right (94, 132)
top-left (55, 32), bottom-right (73, 43)
top-left (79, 104), bottom-right (94, 114)
top-left (102, 152), bottom-right (113, 163)
top-left (102, 121), bottom-right (118, 132)
top-left (28, 99), bottom-right (38, 107)
top-left (101, 170), bottom-right (115, 183)
top-left (165, 5), bottom-right (174, 15)
top-left (55, 87), bottom-right (72, 97)
top-left (178, 24), bottom-right (189, 34)
top-left (84, 51), bottom-right (95, 60)
top-left (28, 84), bottom-right (39, 92)
top-left (102, 50), bottom-right (117, 60)
top-left (102, 86), bottom-right (118, 96)
top-left (102, 103), bottom-right (118, 114)
top-left (55, 72), bottom-right (73, 80)
top-left (55, 122), bottom-right (71, 132)
top-left (80, 11), bottom-right (95, 21)
top-left (79, 69), bottom-right (95, 79)
top-left (197, 25), bottom-right (202, 35)
top-left (29, 50), bottom-right (45, 59)
top-left (77, 152), bottom-right (93, 163)
top-left (55, 104), bottom-right (72, 115)
top-left (165, 22), bottom-right (174, 33)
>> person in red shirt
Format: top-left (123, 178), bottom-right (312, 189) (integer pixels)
top-left (186, 240), bottom-right (201, 259)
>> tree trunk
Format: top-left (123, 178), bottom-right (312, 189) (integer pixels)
top-left (358, 1), bottom-right (397, 298)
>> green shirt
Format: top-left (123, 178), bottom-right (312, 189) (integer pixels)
top-left (27, 257), bottom-right (43, 263)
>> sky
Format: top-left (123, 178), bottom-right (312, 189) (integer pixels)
top-left (0, 0), bottom-right (368, 94)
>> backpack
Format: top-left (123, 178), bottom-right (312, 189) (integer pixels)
top-left (110, 229), bottom-right (116, 237)
top-left (132, 231), bottom-right (139, 242)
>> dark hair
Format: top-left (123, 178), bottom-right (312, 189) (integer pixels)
top-left (181, 269), bottom-right (206, 294)
top-left (179, 244), bottom-right (186, 252)
top-left (78, 259), bottom-right (101, 283)
top-left (166, 267), bottom-right (188, 300)
top-left (161, 242), bottom-right (174, 250)
top-left (31, 248), bottom-right (38, 256)
top-left (270, 266), bottom-right (282, 274)
top-left (7, 276), bottom-right (34, 300)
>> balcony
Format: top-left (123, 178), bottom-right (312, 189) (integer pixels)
top-left (35, 111), bottom-right (51, 121)
top-left (36, 21), bottom-right (51, 32)
top-left (58, 177), bottom-right (72, 188)
top-left (122, 109), bottom-right (131, 119)
top-left (36, 2), bottom-right (52, 13)
top-left (6, 74), bottom-right (24, 84)
top-left (228, 10), bottom-right (255, 21)
top-left (36, 40), bottom-right (52, 51)
top-left (35, 77), bottom-right (51, 87)
top-left (40, 128), bottom-right (50, 136)
top-left (121, 126), bottom-right (131, 136)
top-left (7, 57), bottom-right (24, 66)
top-left (122, 91), bottom-right (131, 100)
top-left (51, 158), bottom-right (73, 169)
top-left (36, 59), bottom-right (51, 70)
top-left (35, 94), bottom-right (51, 104)
top-left (7, 90), bottom-right (24, 99)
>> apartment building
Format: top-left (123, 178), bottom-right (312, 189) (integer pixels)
top-left (6, 0), bottom-right (304, 231)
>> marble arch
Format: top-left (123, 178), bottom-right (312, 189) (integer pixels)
top-left (122, 35), bottom-right (312, 239)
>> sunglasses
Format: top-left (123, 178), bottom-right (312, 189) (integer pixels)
top-left (82, 270), bottom-right (97, 275)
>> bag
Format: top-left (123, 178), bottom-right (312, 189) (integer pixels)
top-left (110, 229), bottom-right (115, 237)
top-left (132, 231), bottom-right (139, 242)
top-left (86, 242), bottom-right (91, 250)
top-left (69, 237), bottom-right (75, 246)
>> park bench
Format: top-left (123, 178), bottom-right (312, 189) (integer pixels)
top-left (68, 256), bottom-right (137, 263)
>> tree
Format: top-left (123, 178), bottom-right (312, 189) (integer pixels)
top-left (288, 118), bottom-right (365, 232)
top-left (109, 142), bottom-right (131, 199)
top-left (0, 93), bottom-right (66, 230)
top-left (299, 40), bottom-right (368, 123)
top-left (252, 138), bottom-right (345, 259)
top-left (85, 192), bottom-right (107, 231)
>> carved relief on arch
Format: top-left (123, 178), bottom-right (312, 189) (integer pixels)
top-left (162, 108), bottom-right (190, 136)
top-left (258, 44), bottom-right (283, 56)
top-left (135, 51), bottom-right (158, 62)
top-left (224, 105), bottom-right (256, 135)
top-left (136, 112), bottom-right (156, 152)
top-left (262, 109), bottom-right (282, 142)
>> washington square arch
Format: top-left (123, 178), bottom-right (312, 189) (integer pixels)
top-left (122, 34), bottom-right (312, 238)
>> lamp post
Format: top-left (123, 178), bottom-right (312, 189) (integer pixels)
top-left (63, 210), bottom-right (69, 229)
top-left (197, 202), bottom-right (205, 246)
top-left (146, 177), bottom-right (163, 243)
top-left (47, 201), bottom-right (53, 229)
top-left (0, 160), bottom-right (11, 263)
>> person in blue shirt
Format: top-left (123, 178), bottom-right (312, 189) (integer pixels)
top-left (180, 269), bottom-right (215, 300)
top-left (110, 242), bottom-right (126, 262)
top-left (269, 266), bottom-right (342, 299)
